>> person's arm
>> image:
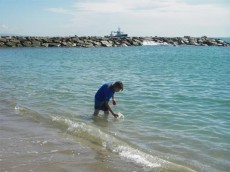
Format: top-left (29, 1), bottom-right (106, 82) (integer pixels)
top-left (105, 101), bottom-right (118, 118)
top-left (112, 95), bottom-right (116, 105)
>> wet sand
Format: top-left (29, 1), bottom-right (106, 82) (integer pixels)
top-left (0, 102), bottom-right (141, 172)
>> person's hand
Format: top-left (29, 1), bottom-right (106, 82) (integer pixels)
top-left (112, 100), bottom-right (116, 105)
top-left (113, 113), bottom-right (119, 118)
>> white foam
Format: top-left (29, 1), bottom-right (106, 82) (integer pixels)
top-left (113, 145), bottom-right (162, 168)
top-left (15, 105), bottom-right (24, 111)
top-left (117, 112), bottom-right (124, 119)
top-left (50, 116), bottom-right (196, 171)
top-left (51, 116), bottom-right (106, 145)
top-left (143, 40), bottom-right (169, 46)
top-left (50, 150), bottom-right (58, 153)
top-left (27, 151), bottom-right (39, 154)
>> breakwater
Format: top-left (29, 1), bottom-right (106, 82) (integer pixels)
top-left (0, 36), bottom-right (229, 48)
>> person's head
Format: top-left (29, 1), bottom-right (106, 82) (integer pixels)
top-left (113, 81), bottom-right (124, 92)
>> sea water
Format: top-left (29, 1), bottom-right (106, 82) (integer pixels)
top-left (0, 45), bottom-right (230, 172)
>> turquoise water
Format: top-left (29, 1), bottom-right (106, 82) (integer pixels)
top-left (0, 46), bottom-right (230, 171)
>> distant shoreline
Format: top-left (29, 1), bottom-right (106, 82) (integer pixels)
top-left (0, 36), bottom-right (229, 48)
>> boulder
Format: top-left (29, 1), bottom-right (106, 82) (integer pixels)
top-left (76, 40), bottom-right (84, 45)
top-left (93, 41), bottom-right (102, 47)
top-left (188, 37), bottom-right (197, 45)
top-left (18, 37), bottom-right (27, 42)
top-left (101, 37), bottom-right (110, 41)
top-left (71, 43), bottom-right (77, 47)
top-left (6, 42), bottom-right (17, 47)
top-left (71, 37), bottom-right (80, 43)
top-left (0, 38), bottom-right (7, 43)
top-left (181, 38), bottom-right (189, 45)
top-left (41, 38), bottom-right (50, 43)
top-left (84, 43), bottom-right (95, 48)
top-left (203, 39), bottom-right (216, 46)
top-left (48, 37), bottom-right (60, 43)
top-left (22, 41), bottom-right (32, 47)
top-left (31, 41), bottom-right (41, 47)
top-left (122, 41), bottom-right (129, 46)
top-left (48, 43), bottom-right (61, 47)
top-left (101, 40), bottom-right (112, 47)
top-left (16, 44), bottom-right (23, 47)
top-left (113, 40), bottom-right (122, 46)
top-left (132, 39), bottom-right (142, 44)
top-left (121, 43), bottom-right (128, 47)
top-left (0, 44), bottom-right (8, 48)
top-left (125, 38), bottom-right (134, 44)
top-left (216, 39), bottom-right (225, 44)
top-left (53, 39), bottom-right (61, 43)
top-left (41, 43), bottom-right (49, 47)
top-left (217, 44), bottom-right (224, 46)
top-left (132, 41), bottom-right (142, 46)
top-left (0, 42), bottom-right (6, 46)
top-left (61, 42), bottom-right (76, 47)
top-left (197, 38), bottom-right (203, 44)
top-left (5, 36), bottom-right (12, 40)
top-left (175, 38), bottom-right (183, 45)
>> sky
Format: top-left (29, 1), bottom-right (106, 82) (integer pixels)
top-left (0, 0), bottom-right (230, 37)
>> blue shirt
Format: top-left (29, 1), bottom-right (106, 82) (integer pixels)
top-left (95, 82), bottom-right (114, 102)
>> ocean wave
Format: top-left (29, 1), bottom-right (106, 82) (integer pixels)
top-left (14, 104), bottom-right (196, 171)
top-left (51, 116), bottom-right (164, 169)
top-left (51, 116), bottom-right (196, 172)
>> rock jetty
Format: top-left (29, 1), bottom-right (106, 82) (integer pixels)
top-left (0, 36), bottom-right (229, 48)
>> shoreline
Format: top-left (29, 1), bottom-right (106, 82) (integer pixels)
top-left (0, 100), bottom-right (197, 172)
top-left (0, 101), bottom-right (138, 172)
top-left (0, 36), bottom-right (229, 48)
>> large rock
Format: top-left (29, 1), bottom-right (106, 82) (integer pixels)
top-left (41, 38), bottom-right (49, 43)
top-left (93, 41), bottom-right (102, 47)
top-left (41, 43), bottom-right (49, 47)
top-left (22, 41), bottom-right (32, 47)
top-left (31, 41), bottom-right (41, 47)
top-left (48, 43), bottom-right (61, 47)
top-left (122, 41), bottom-right (131, 46)
top-left (76, 40), bottom-right (84, 45)
top-left (0, 42), bottom-right (9, 47)
top-left (71, 37), bottom-right (80, 43)
top-left (0, 38), bottom-right (7, 43)
top-left (9, 39), bottom-right (20, 44)
top-left (18, 37), bottom-right (27, 42)
top-left (188, 37), bottom-right (197, 45)
top-left (61, 42), bottom-right (76, 47)
top-left (84, 43), bottom-right (95, 48)
top-left (132, 40), bottom-right (142, 46)
top-left (51, 39), bottom-right (61, 43)
top-left (181, 38), bottom-right (189, 44)
top-left (202, 39), bottom-right (217, 46)
top-left (101, 40), bottom-right (112, 47)
top-left (6, 42), bottom-right (17, 47)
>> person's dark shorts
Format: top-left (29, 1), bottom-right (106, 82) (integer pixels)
top-left (94, 100), bottom-right (108, 111)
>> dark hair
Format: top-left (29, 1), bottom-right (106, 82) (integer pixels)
top-left (113, 81), bottom-right (123, 91)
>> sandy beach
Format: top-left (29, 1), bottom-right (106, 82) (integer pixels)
top-left (0, 101), bottom-right (142, 172)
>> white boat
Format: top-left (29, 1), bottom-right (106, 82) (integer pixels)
top-left (110, 28), bottom-right (128, 37)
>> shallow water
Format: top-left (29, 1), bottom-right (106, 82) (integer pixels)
top-left (0, 46), bottom-right (230, 171)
